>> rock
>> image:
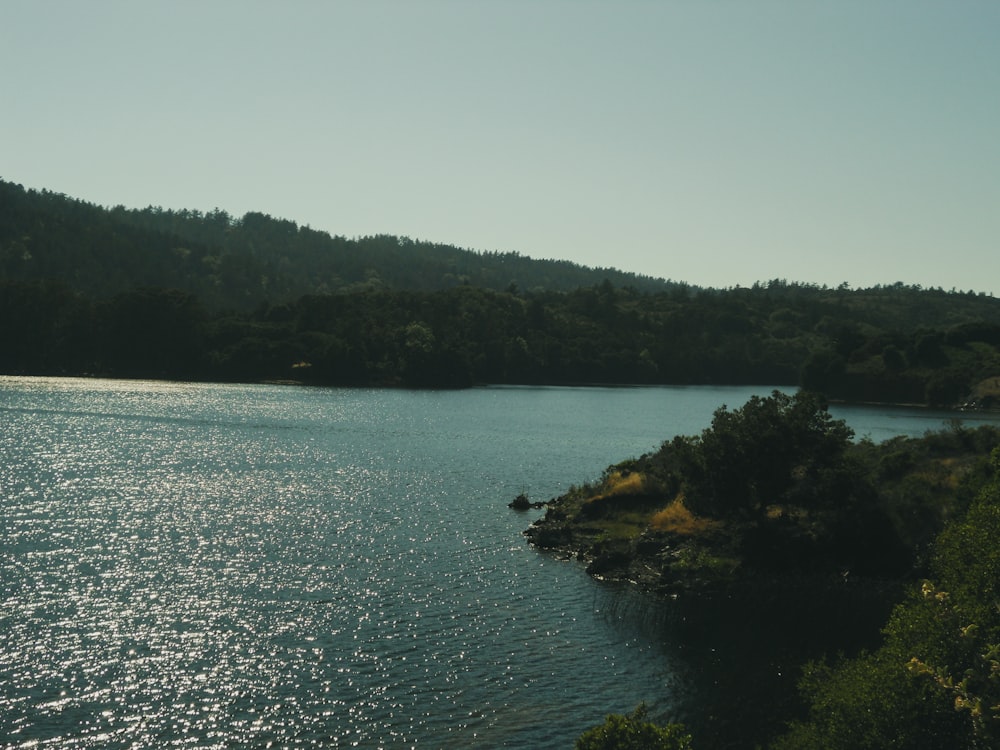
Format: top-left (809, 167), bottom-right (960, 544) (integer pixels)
top-left (509, 492), bottom-right (546, 510)
top-left (586, 550), bottom-right (632, 577)
top-left (524, 522), bottom-right (571, 549)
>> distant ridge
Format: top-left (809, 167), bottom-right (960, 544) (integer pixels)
top-left (0, 178), bottom-right (684, 310)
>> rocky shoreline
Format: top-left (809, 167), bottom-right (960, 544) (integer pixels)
top-left (520, 495), bottom-right (743, 596)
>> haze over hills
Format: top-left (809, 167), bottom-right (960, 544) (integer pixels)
top-left (0, 179), bottom-right (683, 310)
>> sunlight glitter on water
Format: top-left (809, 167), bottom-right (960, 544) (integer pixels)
top-left (9, 379), bottom-right (982, 747)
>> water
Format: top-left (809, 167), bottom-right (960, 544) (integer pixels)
top-left (2, 378), bottom-right (996, 749)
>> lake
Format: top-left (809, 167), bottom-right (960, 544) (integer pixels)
top-left (3, 378), bottom-right (998, 748)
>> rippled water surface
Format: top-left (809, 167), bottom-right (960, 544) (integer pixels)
top-left (3, 378), bottom-right (993, 748)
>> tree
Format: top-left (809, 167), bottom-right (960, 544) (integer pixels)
top-left (97, 287), bottom-right (208, 379)
top-left (575, 705), bottom-right (692, 750)
top-left (679, 390), bottom-right (854, 518)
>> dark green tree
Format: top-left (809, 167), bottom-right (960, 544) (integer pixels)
top-left (679, 390), bottom-right (854, 518)
top-left (575, 705), bottom-right (692, 750)
top-left (97, 287), bottom-right (208, 379)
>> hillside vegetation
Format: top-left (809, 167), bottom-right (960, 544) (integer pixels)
top-left (528, 392), bottom-right (1000, 748)
top-left (773, 448), bottom-right (1000, 749)
top-left (2, 178), bottom-right (1000, 405)
top-left (526, 391), bottom-right (999, 590)
top-left (0, 179), bottom-right (677, 307)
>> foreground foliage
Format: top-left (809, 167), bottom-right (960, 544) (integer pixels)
top-left (772, 448), bottom-right (1000, 749)
top-left (542, 396), bottom-right (1000, 748)
top-left (575, 705), bottom-right (692, 750)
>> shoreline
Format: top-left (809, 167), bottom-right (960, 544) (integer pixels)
top-left (5, 370), bottom-right (999, 413)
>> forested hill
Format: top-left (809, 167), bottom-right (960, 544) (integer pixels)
top-left (3, 177), bottom-right (1000, 406)
top-left (0, 178), bottom-right (679, 308)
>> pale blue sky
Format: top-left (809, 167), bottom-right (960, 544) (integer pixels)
top-left (3, 1), bottom-right (998, 293)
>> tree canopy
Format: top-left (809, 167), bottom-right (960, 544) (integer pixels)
top-left (773, 448), bottom-right (1000, 749)
top-left (674, 390), bottom-right (855, 518)
top-left (575, 705), bottom-right (692, 750)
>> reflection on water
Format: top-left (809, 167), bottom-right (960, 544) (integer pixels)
top-left (596, 578), bottom-right (900, 748)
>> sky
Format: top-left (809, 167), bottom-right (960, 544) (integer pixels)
top-left (2, 1), bottom-right (998, 294)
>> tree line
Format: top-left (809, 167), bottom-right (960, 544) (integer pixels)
top-left (3, 277), bottom-right (1000, 406)
top-left (3, 177), bottom-right (1000, 405)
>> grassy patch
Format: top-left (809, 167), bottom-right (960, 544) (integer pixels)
top-left (595, 470), bottom-right (646, 499)
top-left (581, 512), bottom-right (653, 544)
top-left (671, 543), bottom-right (740, 576)
top-left (650, 494), bottom-right (720, 535)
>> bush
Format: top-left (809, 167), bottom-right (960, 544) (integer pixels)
top-left (772, 448), bottom-right (1000, 749)
top-left (575, 705), bottom-right (692, 750)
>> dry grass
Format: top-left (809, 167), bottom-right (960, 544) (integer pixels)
top-left (579, 471), bottom-right (650, 517)
top-left (600, 470), bottom-right (646, 497)
top-left (650, 494), bottom-right (720, 535)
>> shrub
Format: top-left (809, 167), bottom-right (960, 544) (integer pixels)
top-left (575, 704), bottom-right (692, 750)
